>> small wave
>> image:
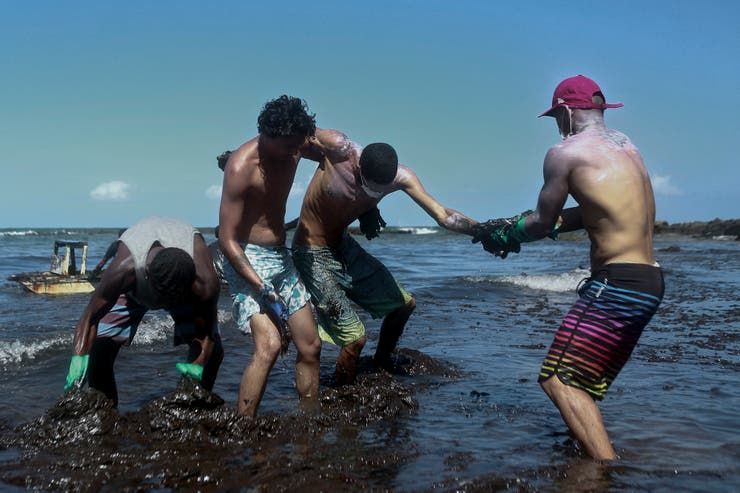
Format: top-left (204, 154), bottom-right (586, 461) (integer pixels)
top-left (711, 235), bottom-right (737, 241)
top-left (0, 311), bottom-right (234, 367)
top-left (0, 335), bottom-right (69, 366)
top-left (132, 310), bottom-right (233, 344)
top-left (132, 316), bottom-right (173, 346)
top-left (466, 268), bottom-right (590, 293)
top-left (396, 227), bottom-right (438, 235)
top-left (0, 230), bottom-right (38, 237)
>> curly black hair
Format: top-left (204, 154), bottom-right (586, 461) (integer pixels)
top-left (359, 143), bottom-right (398, 185)
top-left (257, 95), bottom-right (316, 138)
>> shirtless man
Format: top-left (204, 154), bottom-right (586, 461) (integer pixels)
top-left (473, 75), bottom-right (664, 459)
top-left (64, 216), bottom-right (223, 407)
top-left (293, 131), bottom-right (478, 384)
top-left (219, 95), bottom-right (321, 417)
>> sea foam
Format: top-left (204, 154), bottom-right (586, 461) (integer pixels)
top-left (466, 268), bottom-right (590, 293)
top-left (0, 335), bottom-right (69, 366)
top-left (0, 230), bottom-right (38, 237)
top-left (396, 227), bottom-right (438, 235)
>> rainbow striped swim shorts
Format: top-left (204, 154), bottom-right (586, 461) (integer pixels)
top-left (539, 262), bottom-right (664, 400)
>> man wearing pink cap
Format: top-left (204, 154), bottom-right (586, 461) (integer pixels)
top-left (473, 75), bottom-right (664, 459)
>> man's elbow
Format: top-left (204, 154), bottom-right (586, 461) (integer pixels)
top-left (529, 214), bottom-right (558, 238)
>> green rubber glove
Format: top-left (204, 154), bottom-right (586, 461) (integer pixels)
top-left (64, 354), bottom-right (89, 391)
top-left (508, 215), bottom-right (535, 243)
top-left (175, 362), bottom-right (204, 381)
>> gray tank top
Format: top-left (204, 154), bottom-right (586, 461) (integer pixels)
top-left (119, 217), bottom-right (198, 309)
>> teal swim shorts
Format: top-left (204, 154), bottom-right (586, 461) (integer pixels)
top-left (293, 234), bottom-right (412, 347)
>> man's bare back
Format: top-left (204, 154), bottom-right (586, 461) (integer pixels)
top-left (553, 127), bottom-right (656, 269)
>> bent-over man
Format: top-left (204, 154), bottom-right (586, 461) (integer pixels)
top-left (293, 129), bottom-right (478, 384)
top-left (64, 216), bottom-right (223, 406)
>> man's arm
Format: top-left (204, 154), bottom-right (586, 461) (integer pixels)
top-left (398, 166), bottom-right (478, 235)
top-left (300, 128), bottom-right (355, 163)
top-left (64, 247), bottom-right (135, 390)
top-left (521, 147), bottom-right (573, 239)
top-left (556, 206), bottom-right (583, 233)
top-left (218, 155), bottom-right (264, 292)
top-left (72, 248), bottom-right (135, 355)
top-left (177, 237), bottom-right (220, 373)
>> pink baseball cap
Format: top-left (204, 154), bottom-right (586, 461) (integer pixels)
top-left (539, 75), bottom-right (623, 117)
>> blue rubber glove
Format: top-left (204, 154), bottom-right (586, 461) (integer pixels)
top-left (259, 285), bottom-right (291, 353)
top-left (175, 362), bottom-right (204, 381)
top-left (64, 354), bottom-right (89, 391)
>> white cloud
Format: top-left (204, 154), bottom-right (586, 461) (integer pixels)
top-left (90, 181), bottom-right (131, 201)
top-left (205, 184), bottom-right (222, 200)
top-left (651, 174), bottom-right (682, 196)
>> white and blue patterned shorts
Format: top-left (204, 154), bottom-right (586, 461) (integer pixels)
top-left (223, 244), bottom-right (310, 334)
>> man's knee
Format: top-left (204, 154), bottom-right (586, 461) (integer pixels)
top-left (405, 296), bottom-right (416, 312)
top-left (349, 335), bottom-right (367, 352)
top-left (254, 334), bottom-right (283, 364)
top-left (297, 335), bottom-right (321, 363)
top-left (540, 375), bottom-right (563, 400)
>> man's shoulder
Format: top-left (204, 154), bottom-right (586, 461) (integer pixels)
top-left (394, 164), bottom-right (418, 188)
top-left (226, 140), bottom-right (261, 174)
top-left (545, 140), bottom-right (576, 160)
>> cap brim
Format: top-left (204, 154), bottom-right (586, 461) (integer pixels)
top-left (538, 106), bottom-right (558, 118)
top-left (538, 102), bottom-right (623, 117)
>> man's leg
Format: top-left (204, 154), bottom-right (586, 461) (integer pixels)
top-left (374, 296), bottom-right (416, 369)
top-left (89, 294), bottom-right (144, 407)
top-left (186, 332), bottom-right (224, 391)
top-left (540, 376), bottom-right (617, 460)
top-left (336, 335), bottom-right (367, 385)
top-left (287, 305), bottom-right (321, 404)
top-left (238, 313), bottom-right (283, 417)
top-left (88, 337), bottom-right (123, 406)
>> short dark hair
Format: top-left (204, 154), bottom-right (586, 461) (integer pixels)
top-left (359, 143), bottom-right (398, 184)
top-left (148, 247), bottom-right (196, 303)
top-left (257, 95), bottom-right (316, 138)
top-left (216, 150), bottom-right (232, 171)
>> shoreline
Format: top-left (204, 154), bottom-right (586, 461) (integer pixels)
top-left (1, 218), bottom-right (739, 241)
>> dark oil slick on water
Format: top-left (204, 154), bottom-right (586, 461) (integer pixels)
top-left (0, 228), bottom-right (738, 491)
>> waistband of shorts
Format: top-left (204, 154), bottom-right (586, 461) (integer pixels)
top-left (241, 242), bottom-right (291, 253)
top-left (590, 262), bottom-right (664, 298)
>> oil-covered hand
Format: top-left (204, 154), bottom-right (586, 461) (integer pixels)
top-left (358, 206), bottom-right (387, 240)
top-left (472, 211), bottom-right (534, 259)
top-left (175, 362), bottom-right (204, 381)
top-left (259, 286), bottom-right (291, 353)
top-left (64, 354), bottom-right (89, 391)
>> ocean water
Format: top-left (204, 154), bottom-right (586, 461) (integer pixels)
top-left (0, 228), bottom-right (738, 491)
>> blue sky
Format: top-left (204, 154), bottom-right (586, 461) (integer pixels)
top-left (1, 1), bottom-right (738, 227)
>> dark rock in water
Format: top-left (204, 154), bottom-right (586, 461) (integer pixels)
top-left (0, 349), bottom-right (458, 491)
top-left (654, 218), bottom-right (740, 239)
top-left (11, 389), bottom-right (118, 449)
top-left (659, 245), bottom-right (682, 252)
top-left (356, 348), bottom-right (462, 379)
